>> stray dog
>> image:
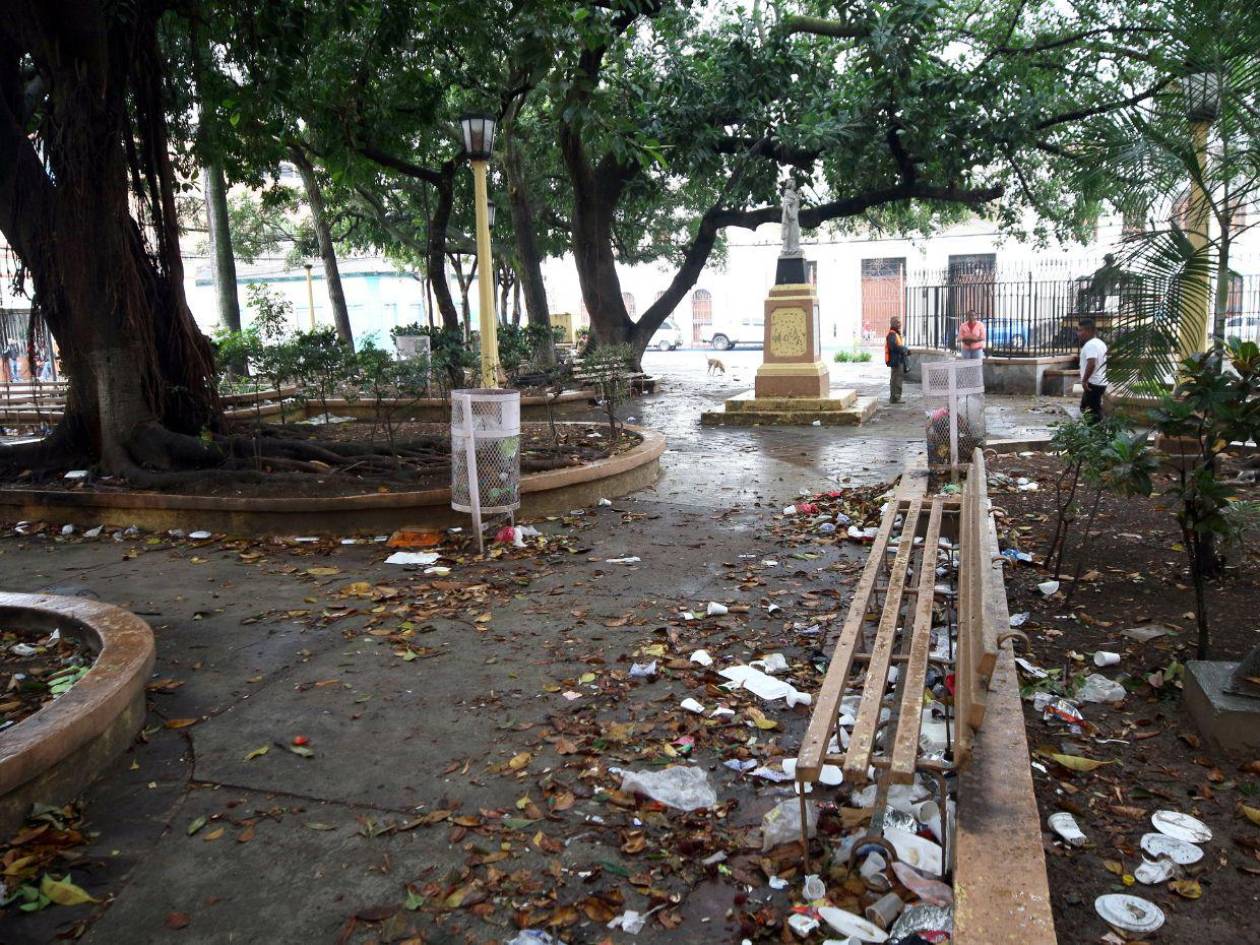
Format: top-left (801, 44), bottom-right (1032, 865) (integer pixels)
top-left (707, 357), bottom-right (726, 375)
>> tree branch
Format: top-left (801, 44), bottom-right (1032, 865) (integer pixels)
top-left (357, 145), bottom-right (444, 185)
top-left (779, 14), bottom-right (868, 39)
top-left (1035, 77), bottom-right (1173, 131)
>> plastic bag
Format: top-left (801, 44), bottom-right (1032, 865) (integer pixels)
top-left (618, 766), bottom-right (717, 811)
top-left (761, 797), bottom-right (818, 852)
top-left (1078, 673), bottom-right (1126, 703)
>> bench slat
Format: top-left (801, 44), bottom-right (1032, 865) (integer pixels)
top-left (889, 497), bottom-right (945, 784)
top-left (844, 497), bottom-right (923, 782)
top-left (795, 498), bottom-right (904, 780)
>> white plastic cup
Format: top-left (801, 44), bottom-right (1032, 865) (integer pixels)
top-left (1094, 651), bottom-right (1121, 667)
top-left (802, 874), bottom-right (826, 900)
top-left (865, 891), bottom-right (905, 930)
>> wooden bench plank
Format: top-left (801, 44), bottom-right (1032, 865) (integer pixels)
top-left (844, 497), bottom-right (924, 782)
top-left (795, 498), bottom-right (904, 780)
top-left (889, 497), bottom-right (945, 784)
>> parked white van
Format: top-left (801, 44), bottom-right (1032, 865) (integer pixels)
top-left (701, 313), bottom-right (764, 350)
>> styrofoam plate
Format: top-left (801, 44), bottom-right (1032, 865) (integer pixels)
top-left (1140, 832), bottom-right (1204, 865)
top-left (1151, 809), bottom-right (1212, 844)
top-left (817, 906), bottom-right (889, 943)
top-left (1095, 894), bottom-right (1165, 935)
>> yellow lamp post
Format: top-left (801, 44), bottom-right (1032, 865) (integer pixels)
top-left (1177, 70), bottom-right (1220, 360)
top-left (460, 113), bottom-right (499, 387)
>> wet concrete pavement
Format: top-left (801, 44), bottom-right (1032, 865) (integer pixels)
top-left (0, 365), bottom-right (1068, 944)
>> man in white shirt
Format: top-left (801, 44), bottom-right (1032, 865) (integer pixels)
top-left (1077, 318), bottom-right (1108, 421)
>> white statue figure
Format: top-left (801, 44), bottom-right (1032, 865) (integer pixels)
top-left (780, 181), bottom-right (802, 257)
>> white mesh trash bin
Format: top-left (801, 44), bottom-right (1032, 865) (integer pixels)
top-left (922, 360), bottom-right (986, 473)
top-left (451, 389), bottom-right (521, 552)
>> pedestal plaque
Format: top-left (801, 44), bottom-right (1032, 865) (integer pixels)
top-left (754, 283), bottom-right (829, 398)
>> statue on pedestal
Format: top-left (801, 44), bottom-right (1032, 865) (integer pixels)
top-left (780, 181), bottom-right (802, 258)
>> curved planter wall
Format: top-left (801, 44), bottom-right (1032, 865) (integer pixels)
top-left (0, 429), bottom-right (665, 537)
top-left (0, 593), bottom-right (155, 836)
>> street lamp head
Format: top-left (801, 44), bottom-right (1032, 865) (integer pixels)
top-left (1181, 70), bottom-right (1220, 124)
top-left (459, 112), bottom-right (497, 161)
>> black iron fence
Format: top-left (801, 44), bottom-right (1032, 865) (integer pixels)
top-left (903, 272), bottom-right (1260, 358)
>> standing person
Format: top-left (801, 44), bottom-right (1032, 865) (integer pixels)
top-left (1077, 317), bottom-right (1108, 421)
top-left (958, 311), bottom-right (985, 360)
top-left (885, 317), bottom-right (908, 404)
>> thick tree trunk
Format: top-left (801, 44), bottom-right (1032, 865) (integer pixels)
top-left (504, 135), bottom-right (555, 365)
top-left (203, 162), bottom-right (243, 334)
top-left (426, 163), bottom-right (461, 332)
top-left (290, 146), bottom-right (354, 348)
top-left (0, 5), bottom-right (219, 475)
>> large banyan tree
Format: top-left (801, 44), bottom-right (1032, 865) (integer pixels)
top-left (0, 3), bottom-right (225, 480)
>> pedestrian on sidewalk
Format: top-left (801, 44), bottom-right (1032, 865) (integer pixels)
top-left (958, 311), bottom-right (985, 360)
top-left (1077, 317), bottom-right (1108, 421)
top-left (885, 317), bottom-right (908, 404)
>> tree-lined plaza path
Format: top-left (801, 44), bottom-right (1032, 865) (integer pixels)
top-left (0, 361), bottom-right (1062, 944)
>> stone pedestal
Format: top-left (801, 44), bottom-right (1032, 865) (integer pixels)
top-left (755, 283), bottom-right (829, 399)
top-left (1184, 660), bottom-right (1260, 754)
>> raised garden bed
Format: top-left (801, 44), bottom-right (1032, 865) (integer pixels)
top-left (0, 593), bottom-right (154, 836)
top-left (0, 424), bottom-right (665, 537)
top-left (988, 451), bottom-right (1260, 944)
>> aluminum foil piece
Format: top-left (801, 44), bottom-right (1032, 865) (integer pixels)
top-left (890, 902), bottom-right (954, 941)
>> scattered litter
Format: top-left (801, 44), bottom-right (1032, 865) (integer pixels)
top-left (761, 797), bottom-right (818, 852)
top-left (768, 875), bottom-right (789, 890)
top-left (1009, 611), bottom-right (1030, 628)
top-left (783, 505), bottom-right (798, 516)
top-left (719, 664), bottom-right (804, 702)
top-left (1035, 695), bottom-right (1084, 728)
top-left (606, 910), bottom-right (647, 934)
top-left (1015, 657), bottom-right (1048, 679)
top-left (706, 601), bottom-right (728, 616)
top-left (1048, 812), bottom-right (1087, 847)
top-left (1121, 624), bottom-right (1177, 642)
top-left (723, 758), bottom-right (757, 773)
top-left (785, 690), bottom-right (813, 708)
top-left (384, 551), bottom-right (441, 566)
top-left (710, 706), bottom-right (734, 718)
top-left (506, 931), bottom-right (558, 945)
top-left (628, 661), bottom-right (657, 678)
top-left (816, 905), bottom-right (889, 943)
top-left (1093, 650), bottom-right (1121, 667)
top-left (689, 649), bottom-right (713, 667)
top-left (188, 530), bottom-right (212, 541)
top-left (1150, 810), bottom-right (1212, 844)
top-left (1095, 894), bottom-right (1165, 936)
top-left (1078, 673), bottom-right (1126, 704)
top-left (64, 470), bottom-right (88, 480)
top-left (883, 827), bottom-right (943, 876)
top-left (597, 498), bottom-right (613, 507)
top-left (891, 861), bottom-right (953, 907)
top-left (1140, 832), bottom-right (1204, 864)
top-left (802, 874), bottom-right (826, 900)
top-left (83, 526), bottom-right (103, 539)
top-left (751, 652), bottom-right (789, 675)
top-left (767, 602), bottom-right (783, 614)
top-left (1000, 548), bottom-right (1033, 563)
top-left (787, 914), bottom-right (819, 937)
top-left (1134, 858), bottom-right (1177, 885)
top-left (423, 566), bottom-right (451, 576)
top-left (889, 903), bottom-right (952, 941)
top-left (618, 765), bottom-right (717, 811)
top-left (1037, 580), bottom-right (1060, 596)
top-left (60, 524), bottom-right (74, 536)
top-left (866, 891), bottom-right (905, 930)
top-left (605, 556), bottom-right (642, 564)
top-left (811, 419), bottom-right (821, 427)
top-left (680, 698), bottom-right (705, 714)
top-left (751, 766), bottom-right (794, 783)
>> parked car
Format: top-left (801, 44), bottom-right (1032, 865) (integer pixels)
top-left (650, 318), bottom-right (684, 351)
top-left (986, 315), bottom-right (1036, 351)
top-left (703, 314), bottom-right (764, 351)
